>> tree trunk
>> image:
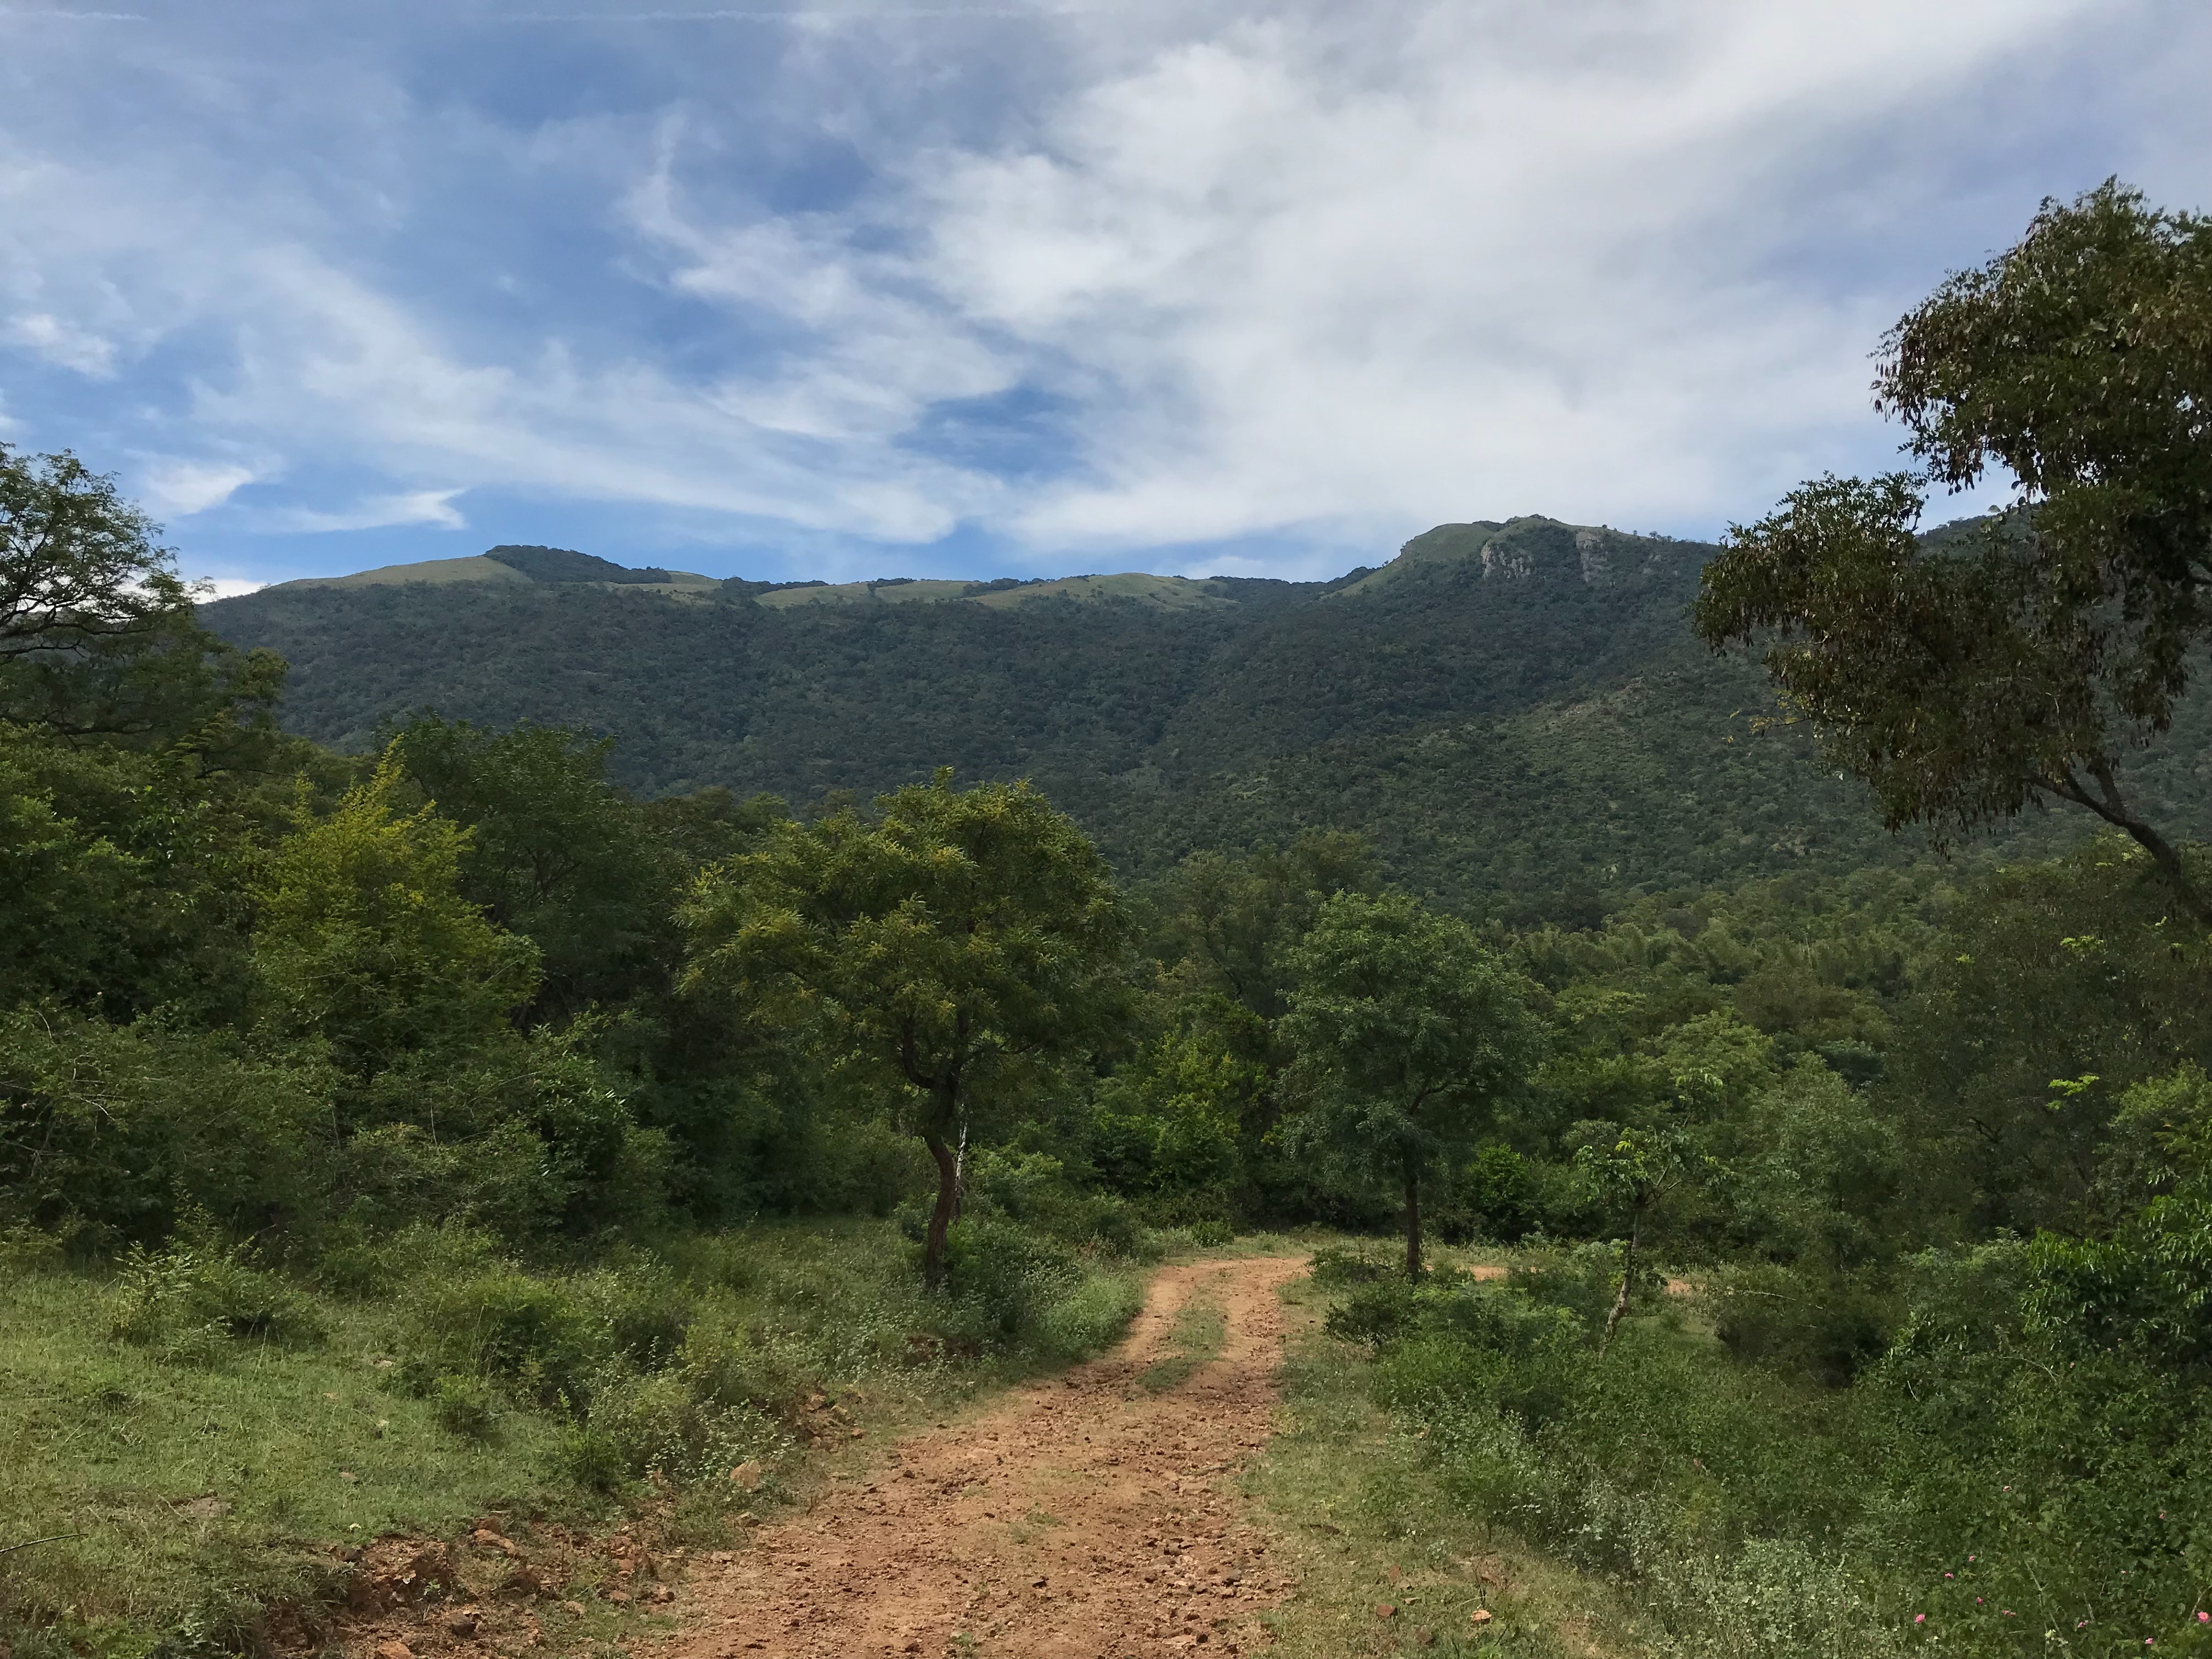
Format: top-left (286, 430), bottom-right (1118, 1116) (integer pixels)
top-left (2047, 763), bottom-right (2212, 928)
top-left (1598, 1210), bottom-right (1641, 1358)
top-left (921, 1098), bottom-right (961, 1292)
top-left (1404, 1166), bottom-right (1424, 1280)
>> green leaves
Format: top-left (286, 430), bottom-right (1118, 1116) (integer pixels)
top-left (1696, 182), bottom-right (2212, 923)
top-left (252, 757), bottom-right (540, 1076)
top-left (682, 774), bottom-right (1133, 1283)
top-left (1279, 892), bottom-right (1545, 1271)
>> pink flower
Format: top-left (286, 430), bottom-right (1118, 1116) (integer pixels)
top-left (1945, 1573), bottom-right (1954, 1580)
top-left (2200, 1613), bottom-right (2210, 1624)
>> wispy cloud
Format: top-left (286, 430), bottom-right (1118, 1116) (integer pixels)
top-left (280, 489), bottom-right (470, 533)
top-left (0, 0), bottom-right (2205, 579)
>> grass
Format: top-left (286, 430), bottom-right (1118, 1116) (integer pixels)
top-left (0, 1216), bottom-right (1148, 1659)
top-left (1243, 1248), bottom-right (1643, 1659)
top-left (1139, 1289), bottom-right (1228, 1393)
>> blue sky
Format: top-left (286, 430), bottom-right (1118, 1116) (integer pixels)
top-left (3, 0), bottom-right (2208, 591)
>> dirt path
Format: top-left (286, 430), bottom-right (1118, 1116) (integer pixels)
top-left (666, 1255), bottom-right (1306, 1659)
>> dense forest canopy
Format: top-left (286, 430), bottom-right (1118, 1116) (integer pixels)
top-left (202, 513), bottom-right (2212, 918)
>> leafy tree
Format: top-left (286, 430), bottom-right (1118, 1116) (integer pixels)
top-left (1152, 831), bottom-right (1376, 1019)
top-left (1695, 182), bottom-right (2212, 923)
top-left (1281, 891), bottom-right (1545, 1278)
top-left (1573, 1126), bottom-right (1691, 1356)
top-left (1, 443), bottom-right (284, 747)
top-left (1881, 840), bottom-right (2212, 1236)
top-left (386, 715), bottom-right (666, 1021)
top-left (2026, 1064), bottom-right (2212, 1369)
top-left (682, 774), bottom-right (1132, 1288)
top-left (253, 757), bottom-right (539, 1079)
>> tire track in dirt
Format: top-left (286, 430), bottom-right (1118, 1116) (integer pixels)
top-left (666, 1255), bottom-right (1305, 1659)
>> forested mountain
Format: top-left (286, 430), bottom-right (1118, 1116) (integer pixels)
top-left (205, 515), bottom-right (2211, 913)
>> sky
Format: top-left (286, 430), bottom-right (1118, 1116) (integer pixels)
top-left (3, 1), bottom-right (2209, 592)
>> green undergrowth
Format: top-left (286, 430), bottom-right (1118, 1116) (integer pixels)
top-left (0, 1215), bottom-right (1149, 1659)
top-left (1316, 1242), bottom-right (2212, 1659)
top-left (1246, 1254), bottom-right (1639, 1659)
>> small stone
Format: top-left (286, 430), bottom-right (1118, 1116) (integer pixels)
top-left (446, 1612), bottom-right (480, 1638)
top-left (338, 1471), bottom-right (358, 1483)
top-left (605, 1590), bottom-right (631, 1605)
top-left (375, 1643), bottom-right (414, 1659)
top-left (1374, 1602), bottom-right (1397, 1619)
top-left (1471, 1607), bottom-right (1494, 1625)
top-left (562, 1601), bottom-right (585, 1616)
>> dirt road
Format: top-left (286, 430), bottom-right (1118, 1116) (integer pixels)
top-left (667, 1255), bottom-right (1306, 1659)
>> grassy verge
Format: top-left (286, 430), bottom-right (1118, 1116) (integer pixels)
top-left (0, 1216), bottom-right (1148, 1659)
top-left (1244, 1248), bottom-right (1641, 1659)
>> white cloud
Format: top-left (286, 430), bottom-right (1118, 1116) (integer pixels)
top-left (188, 576), bottom-right (267, 599)
top-left (5, 310), bottom-right (117, 375)
top-left (0, 0), bottom-right (2205, 574)
top-left (139, 458), bottom-right (258, 516)
top-left (281, 488), bottom-right (469, 533)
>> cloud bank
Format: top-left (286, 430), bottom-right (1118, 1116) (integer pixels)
top-left (2, 0), bottom-right (2207, 580)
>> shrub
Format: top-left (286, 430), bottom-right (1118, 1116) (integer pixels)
top-left (398, 1266), bottom-right (590, 1405)
top-left (574, 1369), bottom-right (786, 1486)
top-left (1307, 1243), bottom-right (1394, 1288)
top-left (430, 1373), bottom-right (500, 1441)
top-left (935, 1217), bottom-right (1081, 1346)
top-left (577, 1262), bottom-right (699, 1368)
top-left (106, 1231), bottom-right (323, 1356)
top-left (677, 1316), bottom-right (821, 1425)
top-left (1510, 1240), bottom-right (1644, 1340)
top-left (1458, 1142), bottom-right (1538, 1242)
top-left (1709, 1262), bottom-right (1896, 1386)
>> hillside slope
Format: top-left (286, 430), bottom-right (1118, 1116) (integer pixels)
top-left (204, 517), bottom-right (2210, 911)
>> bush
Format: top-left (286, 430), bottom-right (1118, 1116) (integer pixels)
top-left (430, 1372), bottom-right (500, 1440)
top-left (1510, 1241), bottom-right (1644, 1340)
top-left (573, 1369), bottom-right (786, 1486)
top-left (0, 1013), bottom-right (332, 1249)
top-left (1709, 1262), bottom-right (1895, 1386)
top-left (398, 1267), bottom-right (590, 1405)
top-left (577, 1262), bottom-right (699, 1368)
top-left (1458, 1143), bottom-right (1538, 1242)
top-left (677, 1316), bottom-right (821, 1425)
top-left (106, 1231), bottom-right (323, 1356)
top-left (1308, 1243), bottom-right (1395, 1288)
top-left (935, 1217), bottom-right (1082, 1346)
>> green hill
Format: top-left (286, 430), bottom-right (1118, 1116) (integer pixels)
top-left (203, 515), bottom-right (2211, 913)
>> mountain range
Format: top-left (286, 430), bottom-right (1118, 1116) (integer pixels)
top-left (204, 516), bottom-right (2209, 915)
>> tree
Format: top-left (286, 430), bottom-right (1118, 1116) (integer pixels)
top-left (1, 444), bottom-right (284, 747)
top-left (1280, 891), bottom-right (1544, 1278)
top-left (253, 757), bottom-right (540, 1079)
top-left (386, 715), bottom-right (667, 1022)
top-left (1574, 1126), bottom-right (1690, 1356)
top-left (1694, 182), bottom-right (2212, 924)
top-left (681, 773), bottom-right (1132, 1289)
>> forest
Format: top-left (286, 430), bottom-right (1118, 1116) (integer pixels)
top-left (208, 514), bottom-right (2212, 922)
top-left (3, 180), bottom-right (2211, 1659)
